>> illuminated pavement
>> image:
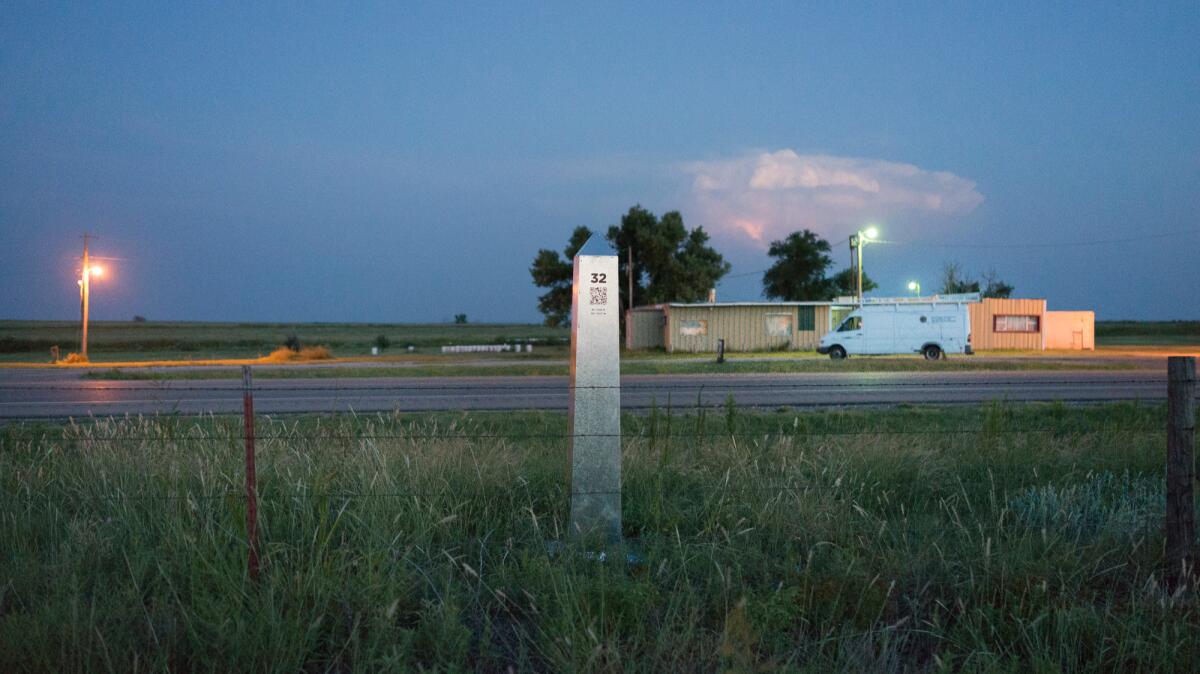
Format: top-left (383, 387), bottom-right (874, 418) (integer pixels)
top-left (0, 367), bottom-right (1187, 420)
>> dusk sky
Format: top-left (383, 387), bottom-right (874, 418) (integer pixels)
top-left (2, 2), bottom-right (1197, 323)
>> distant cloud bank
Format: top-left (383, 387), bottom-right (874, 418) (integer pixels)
top-left (682, 149), bottom-right (983, 245)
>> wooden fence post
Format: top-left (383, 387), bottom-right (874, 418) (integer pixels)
top-left (243, 365), bottom-right (260, 581)
top-left (1166, 356), bottom-right (1195, 583)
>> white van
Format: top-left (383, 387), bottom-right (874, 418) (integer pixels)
top-left (817, 295), bottom-right (977, 360)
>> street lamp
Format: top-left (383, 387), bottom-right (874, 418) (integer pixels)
top-left (849, 226), bottom-right (878, 303)
top-left (907, 280), bottom-right (921, 297)
top-left (77, 234), bottom-right (105, 361)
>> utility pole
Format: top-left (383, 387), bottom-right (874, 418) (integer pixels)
top-left (856, 237), bottom-right (863, 303)
top-left (80, 233), bottom-right (90, 360)
top-left (625, 245), bottom-right (634, 343)
top-left (627, 245), bottom-right (634, 311)
top-left (850, 234), bottom-right (863, 303)
top-left (848, 237), bottom-right (857, 301)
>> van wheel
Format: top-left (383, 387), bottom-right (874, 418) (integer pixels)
top-left (828, 346), bottom-right (847, 360)
top-left (922, 345), bottom-right (943, 361)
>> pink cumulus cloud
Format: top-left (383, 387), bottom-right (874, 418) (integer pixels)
top-left (682, 149), bottom-right (984, 246)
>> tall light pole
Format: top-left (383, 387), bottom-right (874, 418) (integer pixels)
top-left (907, 280), bottom-right (921, 297)
top-left (80, 234), bottom-right (91, 360)
top-left (77, 234), bottom-right (104, 360)
top-left (850, 226), bottom-right (878, 304)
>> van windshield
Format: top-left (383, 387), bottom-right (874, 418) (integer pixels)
top-left (837, 316), bottom-right (862, 332)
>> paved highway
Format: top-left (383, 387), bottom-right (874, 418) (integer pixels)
top-left (0, 367), bottom-right (1184, 419)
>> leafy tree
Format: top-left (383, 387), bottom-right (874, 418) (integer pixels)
top-left (825, 267), bottom-right (878, 299)
top-left (762, 230), bottom-right (834, 300)
top-left (531, 207), bottom-right (730, 326)
top-left (606, 206), bottom-right (730, 311)
top-left (529, 226), bottom-right (594, 327)
top-left (761, 229), bottom-right (878, 300)
top-left (453, 314), bottom-right (468, 324)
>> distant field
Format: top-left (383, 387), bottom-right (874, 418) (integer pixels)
top-left (0, 320), bottom-right (569, 361)
top-left (1096, 320), bottom-right (1200, 345)
top-left (2, 402), bottom-right (1196, 670)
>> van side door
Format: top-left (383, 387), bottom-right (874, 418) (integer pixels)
top-left (863, 306), bottom-right (897, 354)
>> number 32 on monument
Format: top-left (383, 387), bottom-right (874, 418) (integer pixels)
top-left (590, 273), bottom-right (607, 284)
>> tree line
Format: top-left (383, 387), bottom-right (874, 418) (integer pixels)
top-left (530, 206), bottom-right (1012, 326)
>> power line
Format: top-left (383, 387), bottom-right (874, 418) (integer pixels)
top-left (888, 229), bottom-right (1197, 250)
top-left (716, 229), bottom-right (1194, 283)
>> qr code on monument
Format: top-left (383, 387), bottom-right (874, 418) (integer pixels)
top-left (589, 287), bottom-right (608, 306)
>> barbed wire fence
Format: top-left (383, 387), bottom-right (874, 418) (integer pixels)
top-left (1, 359), bottom-right (1195, 583)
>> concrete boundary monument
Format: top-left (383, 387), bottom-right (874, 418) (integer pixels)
top-left (568, 235), bottom-right (622, 544)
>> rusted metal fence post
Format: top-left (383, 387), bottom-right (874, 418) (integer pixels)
top-left (1166, 356), bottom-right (1195, 584)
top-left (242, 365), bottom-right (260, 581)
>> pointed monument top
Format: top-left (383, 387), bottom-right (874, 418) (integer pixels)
top-left (576, 234), bottom-right (617, 258)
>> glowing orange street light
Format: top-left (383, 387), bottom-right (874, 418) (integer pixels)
top-left (77, 234), bottom-right (107, 361)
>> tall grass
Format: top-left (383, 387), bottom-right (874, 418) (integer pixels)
top-left (1, 403), bottom-right (1197, 671)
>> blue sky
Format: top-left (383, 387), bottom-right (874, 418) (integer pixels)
top-left (2, 2), bottom-right (1197, 322)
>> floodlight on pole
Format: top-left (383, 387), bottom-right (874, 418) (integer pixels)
top-left (852, 225), bottom-right (879, 304)
top-left (908, 280), bottom-right (920, 297)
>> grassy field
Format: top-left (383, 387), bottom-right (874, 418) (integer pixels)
top-left (2, 319), bottom-right (1196, 364)
top-left (82, 356), bottom-right (1142, 381)
top-left (2, 402), bottom-right (1197, 671)
top-left (0, 320), bottom-right (569, 362)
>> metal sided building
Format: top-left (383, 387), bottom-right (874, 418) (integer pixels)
top-left (626, 302), bottom-right (851, 353)
top-left (630, 296), bottom-right (1095, 353)
top-left (968, 298), bottom-right (1095, 351)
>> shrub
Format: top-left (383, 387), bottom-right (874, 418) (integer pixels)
top-left (60, 352), bottom-right (89, 364)
top-left (374, 334), bottom-right (391, 351)
top-left (283, 335), bottom-right (302, 352)
top-left (262, 346), bottom-right (332, 363)
top-left (1007, 471), bottom-right (1161, 539)
top-left (454, 314), bottom-right (468, 324)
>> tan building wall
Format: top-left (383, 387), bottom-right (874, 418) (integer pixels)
top-left (625, 307), bottom-right (666, 349)
top-left (664, 304), bottom-right (831, 353)
top-left (1044, 311), bottom-right (1095, 350)
top-left (968, 298), bottom-right (1047, 350)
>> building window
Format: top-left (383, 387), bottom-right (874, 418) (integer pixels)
top-left (797, 306), bottom-right (816, 331)
top-left (680, 320), bottom-right (707, 336)
top-left (994, 315), bottom-right (1040, 333)
top-left (765, 314), bottom-right (793, 338)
